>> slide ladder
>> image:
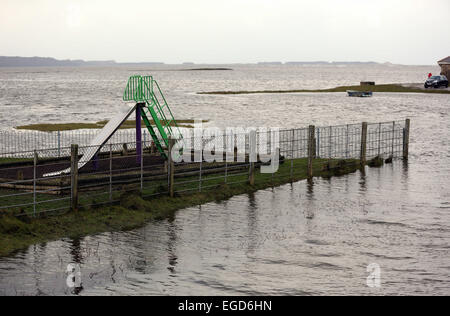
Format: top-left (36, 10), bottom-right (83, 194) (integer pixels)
top-left (123, 75), bottom-right (183, 158)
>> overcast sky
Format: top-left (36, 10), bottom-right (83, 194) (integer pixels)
top-left (0, 0), bottom-right (449, 65)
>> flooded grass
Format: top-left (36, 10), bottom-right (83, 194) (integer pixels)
top-left (0, 157), bottom-right (373, 257)
top-left (0, 158), bottom-right (33, 165)
top-left (15, 119), bottom-right (209, 132)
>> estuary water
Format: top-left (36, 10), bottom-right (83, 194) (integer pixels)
top-left (0, 64), bottom-right (449, 295)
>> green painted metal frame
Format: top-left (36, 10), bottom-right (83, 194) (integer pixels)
top-left (123, 75), bottom-right (183, 159)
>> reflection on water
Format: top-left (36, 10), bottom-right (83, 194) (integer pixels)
top-left (0, 161), bottom-right (449, 295)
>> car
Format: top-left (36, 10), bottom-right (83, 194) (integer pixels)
top-left (424, 75), bottom-right (448, 89)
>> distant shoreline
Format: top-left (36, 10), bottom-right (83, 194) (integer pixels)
top-left (179, 68), bottom-right (232, 71)
top-left (198, 84), bottom-right (450, 95)
top-left (0, 56), bottom-right (436, 68)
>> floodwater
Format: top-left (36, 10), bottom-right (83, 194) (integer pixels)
top-left (0, 64), bottom-right (449, 295)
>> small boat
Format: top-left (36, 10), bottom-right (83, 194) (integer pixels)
top-left (347, 90), bottom-right (373, 97)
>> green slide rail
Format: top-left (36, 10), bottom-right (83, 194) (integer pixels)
top-left (123, 75), bottom-right (183, 158)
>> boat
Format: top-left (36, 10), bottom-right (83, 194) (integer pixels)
top-left (347, 90), bottom-right (373, 97)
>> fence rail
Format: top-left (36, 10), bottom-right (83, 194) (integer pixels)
top-left (0, 119), bottom-right (410, 217)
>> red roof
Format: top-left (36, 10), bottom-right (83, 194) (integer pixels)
top-left (438, 56), bottom-right (450, 64)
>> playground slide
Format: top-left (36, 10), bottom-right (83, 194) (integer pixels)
top-left (44, 104), bottom-right (137, 177)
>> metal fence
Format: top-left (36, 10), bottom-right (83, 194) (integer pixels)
top-left (0, 120), bottom-right (409, 217)
top-left (0, 129), bottom-right (156, 159)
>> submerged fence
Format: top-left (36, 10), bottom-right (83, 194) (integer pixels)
top-left (0, 120), bottom-right (410, 217)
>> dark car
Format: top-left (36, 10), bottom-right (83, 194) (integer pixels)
top-left (424, 75), bottom-right (448, 89)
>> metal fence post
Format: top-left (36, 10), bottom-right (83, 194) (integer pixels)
top-left (249, 131), bottom-right (256, 185)
top-left (109, 144), bottom-right (112, 203)
top-left (199, 153), bottom-right (203, 192)
top-left (290, 129), bottom-right (294, 180)
top-left (317, 128), bottom-right (320, 158)
top-left (378, 122), bottom-right (382, 156)
top-left (346, 124), bottom-right (349, 158)
top-left (307, 125), bottom-right (315, 179)
top-left (57, 131), bottom-right (61, 158)
top-left (33, 150), bottom-right (37, 217)
top-left (329, 126), bottom-right (332, 158)
top-left (70, 144), bottom-right (79, 212)
top-left (168, 138), bottom-right (175, 197)
top-left (224, 131), bottom-right (228, 184)
top-left (403, 118), bottom-right (410, 160)
top-left (360, 122), bottom-right (368, 166)
top-left (391, 121), bottom-right (395, 157)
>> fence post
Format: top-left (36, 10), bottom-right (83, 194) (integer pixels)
top-left (70, 144), bottom-right (79, 212)
top-left (109, 144), bottom-right (112, 203)
top-left (345, 124), bottom-right (349, 158)
top-left (403, 119), bottom-right (410, 160)
top-left (316, 128), bottom-right (320, 158)
top-left (391, 121), bottom-right (395, 157)
top-left (224, 131), bottom-right (228, 184)
top-left (199, 154), bottom-right (203, 192)
top-left (312, 136), bottom-right (317, 159)
top-left (329, 126), bottom-right (332, 158)
top-left (290, 129), bottom-right (294, 180)
top-left (33, 150), bottom-right (37, 217)
top-left (168, 138), bottom-right (175, 197)
top-left (307, 125), bottom-right (315, 179)
top-left (378, 122), bottom-right (382, 156)
top-left (57, 131), bottom-right (61, 158)
top-left (248, 130), bottom-right (256, 185)
top-left (360, 122), bottom-right (368, 166)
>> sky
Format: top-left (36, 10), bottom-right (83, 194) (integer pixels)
top-left (0, 0), bottom-right (449, 65)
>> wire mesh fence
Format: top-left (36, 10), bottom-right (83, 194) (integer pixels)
top-left (0, 128), bottom-right (159, 158)
top-left (0, 120), bottom-right (409, 218)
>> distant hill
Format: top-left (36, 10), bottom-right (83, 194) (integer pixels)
top-left (285, 61), bottom-right (330, 65)
top-left (258, 62), bottom-right (283, 65)
top-left (0, 56), bottom-right (390, 67)
top-left (0, 56), bottom-right (164, 67)
top-left (286, 61), bottom-right (380, 65)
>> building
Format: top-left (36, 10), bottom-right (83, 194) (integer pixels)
top-left (438, 56), bottom-right (450, 78)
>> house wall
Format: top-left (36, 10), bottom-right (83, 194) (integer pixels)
top-left (440, 64), bottom-right (450, 78)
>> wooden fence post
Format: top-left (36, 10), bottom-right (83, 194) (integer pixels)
top-left (168, 138), bottom-right (175, 197)
top-left (360, 122), bottom-right (368, 167)
top-left (307, 125), bottom-right (315, 179)
top-left (403, 119), bottom-right (410, 160)
top-left (70, 144), bottom-right (79, 212)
